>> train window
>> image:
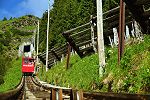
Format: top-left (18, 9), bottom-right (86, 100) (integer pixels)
top-left (24, 58), bottom-right (29, 64)
top-left (24, 45), bottom-right (30, 52)
top-left (29, 59), bottom-right (34, 62)
top-left (24, 58), bottom-right (34, 64)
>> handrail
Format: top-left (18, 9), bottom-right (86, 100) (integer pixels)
top-left (32, 76), bottom-right (150, 100)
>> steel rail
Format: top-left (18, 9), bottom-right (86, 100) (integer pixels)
top-left (0, 77), bottom-right (24, 100)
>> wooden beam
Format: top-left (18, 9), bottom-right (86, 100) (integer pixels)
top-left (104, 21), bottom-right (132, 36)
top-left (62, 32), bottom-right (83, 57)
top-left (51, 44), bottom-right (67, 52)
top-left (76, 40), bottom-right (92, 47)
top-left (104, 10), bottom-right (130, 23)
top-left (75, 37), bottom-right (91, 45)
top-left (103, 6), bottom-right (120, 17)
top-left (71, 28), bottom-right (91, 37)
top-left (92, 6), bottom-right (129, 19)
top-left (74, 34), bottom-right (91, 42)
top-left (64, 22), bottom-right (90, 34)
top-left (56, 50), bottom-right (68, 57)
top-left (107, 16), bottom-right (132, 30)
top-left (51, 50), bottom-right (61, 61)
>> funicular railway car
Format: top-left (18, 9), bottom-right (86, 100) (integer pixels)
top-left (22, 57), bottom-right (35, 75)
top-left (21, 42), bottom-right (35, 76)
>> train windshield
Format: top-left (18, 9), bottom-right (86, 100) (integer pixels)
top-left (24, 58), bottom-right (34, 64)
top-left (24, 45), bottom-right (30, 52)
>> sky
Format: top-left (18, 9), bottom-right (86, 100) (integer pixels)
top-left (0, 0), bottom-right (54, 20)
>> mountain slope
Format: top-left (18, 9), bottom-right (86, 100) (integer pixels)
top-left (0, 15), bottom-right (38, 86)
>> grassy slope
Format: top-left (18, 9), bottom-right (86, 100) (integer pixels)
top-left (0, 58), bottom-right (22, 92)
top-left (0, 15), bottom-right (37, 92)
top-left (0, 16), bottom-right (37, 30)
top-left (38, 54), bottom-right (99, 91)
top-left (38, 35), bottom-right (150, 93)
top-left (106, 36), bottom-right (150, 93)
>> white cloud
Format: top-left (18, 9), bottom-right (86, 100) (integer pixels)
top-left (18, 0), bottom-right (54, 18)
top-left (0, 0), bottom-right (54, 20)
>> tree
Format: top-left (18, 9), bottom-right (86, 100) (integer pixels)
top-left (9, 17), bottom-right (13, 20)
top-left (3, 17), bottom-right (7, 21)
top-left (103, 0), bottom-right (119, 12)
top-left (38, 0), bottom-right (120, 52)
top-left (39, 0), bottom-right (96, 52)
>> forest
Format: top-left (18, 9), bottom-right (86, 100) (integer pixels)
top-left (38, 0), bottom-right (120, 52)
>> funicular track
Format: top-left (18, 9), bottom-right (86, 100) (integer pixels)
top-left (0, 76), bottom-right (50, 100)
top-left (1, 76), bottom-right (150, 100)
top-left (24, 76), bottom-right (50, 100)
top-left (26, 76), bottom-right (150, 100)
top-left (29, 76), bottom-right (150, 100)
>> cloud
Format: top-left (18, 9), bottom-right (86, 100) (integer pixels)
top-left (0, 0), bottom-right (54, 20)
top-left (18, 0), bottom-right (54, 18)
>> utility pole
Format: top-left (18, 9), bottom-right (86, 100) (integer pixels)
top-left (33, 29), bottom-right (36, 55)
top-left (37, 20), bottom-right (39, 64)
top-left (97, 0), bottom-right (105, 77)
top-left (46, 0), bottom-right (50, 72)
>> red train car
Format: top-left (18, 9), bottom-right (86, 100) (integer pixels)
top-left (22, 57), bottom-right (35, 75)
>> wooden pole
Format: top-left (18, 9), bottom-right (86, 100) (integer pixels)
top-left (58, 89), bottom-right (63, 100)
top-left (51, 89), bottom-right (56, 100)
top-left (78, 90), bottom-right (83, 100)
top-left (66, 43), bottom-right (71, 69)
top-left (118, 0), bottom-right (125, 65)
top-left (46, 0), bottom-right (50, 72)
top-left (97, 0), bottom-right (105, 76)
top-left (62, 33), bottom-right (83, 57)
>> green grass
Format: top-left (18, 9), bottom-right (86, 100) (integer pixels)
top-left (38, 35), bottom-right (150, 93)
top-left (0, 58), bottom-right (22, 92)
top-left (20, 26), bottom-right (35, 31)
top-left (104, 35), bottom-right (150, 93)
top-left (38, 54), bottom-right (100, 91)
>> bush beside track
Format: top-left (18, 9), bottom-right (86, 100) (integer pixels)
top-left (0, 58), bottom-right (22, 92)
